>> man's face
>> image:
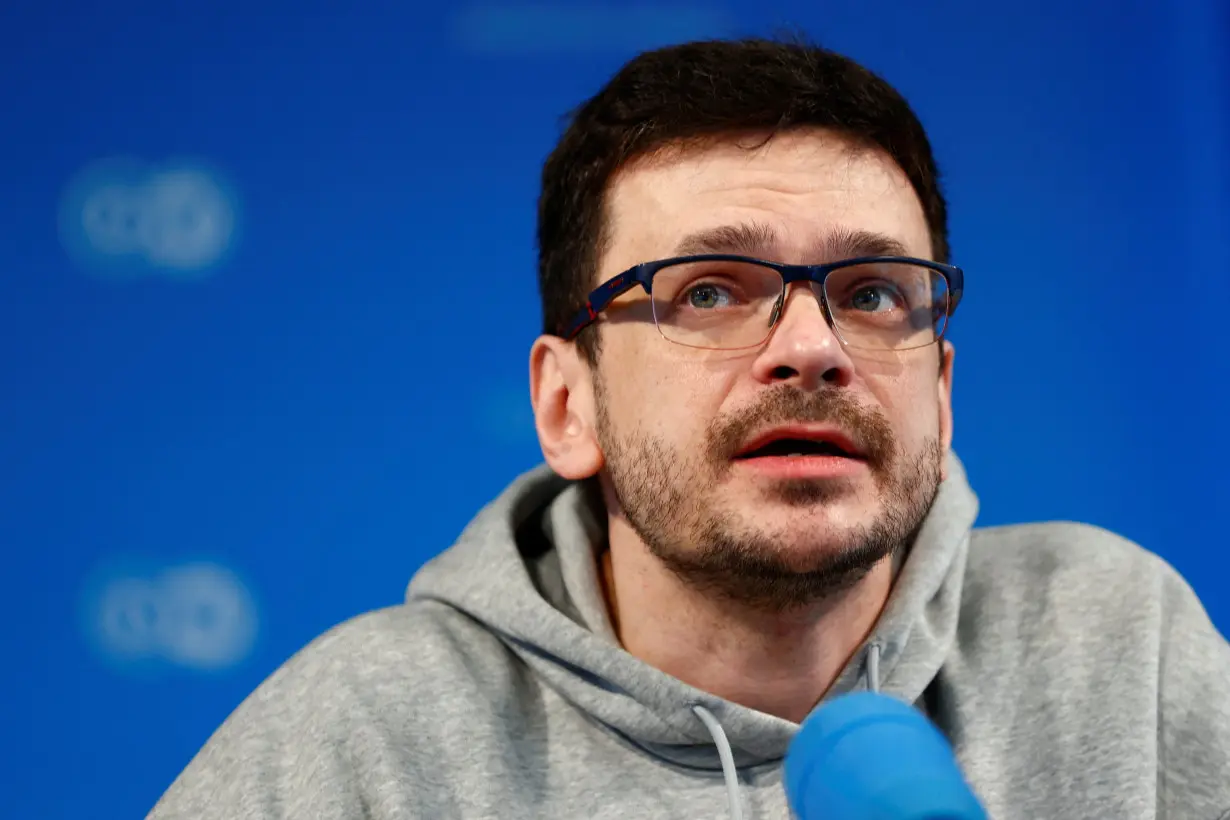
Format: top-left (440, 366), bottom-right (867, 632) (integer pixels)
top-left (576, 129), bottom-right (953, 611)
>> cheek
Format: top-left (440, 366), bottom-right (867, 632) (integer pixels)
top-left (601, 327), bottom-right (747, 436)
top-left (866, 371), bottom-right (942, 442)
top-left (642, 374), bottom-right (720, 436)
top-left (599, 344), bottom-right (687, 431)
top-left (613, 367), bottom-right (731, 442)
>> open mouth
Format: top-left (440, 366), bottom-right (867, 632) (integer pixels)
top-left (734, 438), bottom-right (860, 460)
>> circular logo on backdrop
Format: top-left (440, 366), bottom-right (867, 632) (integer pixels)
top-left (84, 562), bottom-right (259, 672)
top-left (58, 158), bottom-right (240, 279)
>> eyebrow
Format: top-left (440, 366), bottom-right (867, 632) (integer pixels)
top-left (670, 223), bottom-right (914, 261)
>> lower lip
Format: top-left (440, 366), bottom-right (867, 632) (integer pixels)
top-left (733, 455), bottom-right (868, 480)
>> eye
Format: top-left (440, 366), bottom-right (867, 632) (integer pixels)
top-left (848, 282), bottom-right (904, 313)
top-left (683, 281), bottom-right (738, 310)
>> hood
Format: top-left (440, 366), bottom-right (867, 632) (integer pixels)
top-left (407, 451), bottom-right (980, 772)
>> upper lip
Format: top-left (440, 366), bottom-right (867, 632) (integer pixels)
top-left (733, 424), bottom-right (865, 459)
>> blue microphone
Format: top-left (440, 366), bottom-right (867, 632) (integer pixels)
top-left (784, 691), bottom-right (987, 820)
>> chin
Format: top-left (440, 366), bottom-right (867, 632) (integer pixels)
top-left (756, 533), bottom-right (879, 578)
top-left (751, 480), bottom-right (876, 517)
top-left (758, 505), bottom-right (876, 544)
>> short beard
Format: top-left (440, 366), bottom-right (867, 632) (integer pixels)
top-left (596, 382), bottom-right (944, 613)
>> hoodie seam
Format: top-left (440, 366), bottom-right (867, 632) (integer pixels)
top-left (1155, 567), bottom-right (1169, 820)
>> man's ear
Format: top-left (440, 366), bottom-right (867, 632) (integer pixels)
top-left (937, 340), bottom-right (956, 481)
top-left (529, 336), bottom-right (604, 480)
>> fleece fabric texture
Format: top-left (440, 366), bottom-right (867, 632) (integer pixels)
top-left (151, 454), bottom-right (1230, 819)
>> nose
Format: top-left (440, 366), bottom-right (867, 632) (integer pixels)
top-left (750, 283), bottom-right (857, 391)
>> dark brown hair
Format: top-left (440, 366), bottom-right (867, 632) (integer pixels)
top-left (536, 36), bottom-right (949, 363)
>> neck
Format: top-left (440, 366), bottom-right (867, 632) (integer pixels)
top-left (600, 520), bottom-right (894, 725)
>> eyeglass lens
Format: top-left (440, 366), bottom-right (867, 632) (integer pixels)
top-left (649, 260), bottom-right (950, 351)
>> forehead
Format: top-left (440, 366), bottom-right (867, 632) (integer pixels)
top-left (600, 129), bottom-right (932, 275)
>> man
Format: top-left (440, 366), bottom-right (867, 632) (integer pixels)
top-left (151, 37), bottom-right (1230, 819)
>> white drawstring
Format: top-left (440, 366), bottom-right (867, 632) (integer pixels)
top-left (690, 642), bottom-right (883, 820)
top-left (865, 641), bottom-right (883, 693)
top-left (691, 704), bottom-right (744, 820)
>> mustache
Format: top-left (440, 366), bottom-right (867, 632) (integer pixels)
top-left (708, 386), bottom-right (896, 467)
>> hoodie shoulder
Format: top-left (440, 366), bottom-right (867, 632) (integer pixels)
top-left (958, 517), bottom-right (1222, 692)
top-left (958, 521), bottom-right (1174, 672)
top-left (965, 520), bottom-right (1172, 600)
top-left (150, 602), bottom-right (526, 819)
top-left (252, 601), bottom-right (521, 708)
top-left (959, 522), bottom-right (1230, 818)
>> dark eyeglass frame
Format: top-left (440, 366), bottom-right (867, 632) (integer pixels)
top-left (558, 253), bottom-right (966, 346)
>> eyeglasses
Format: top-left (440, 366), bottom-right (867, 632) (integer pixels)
top-left (559, 254), bottom-right (965, 352)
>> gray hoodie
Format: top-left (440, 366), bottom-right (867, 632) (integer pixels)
top-left (150, 454), bottom-right (1230, 819)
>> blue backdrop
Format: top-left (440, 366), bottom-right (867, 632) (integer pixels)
top-left (2, 2), bottom-right (1227, 817)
